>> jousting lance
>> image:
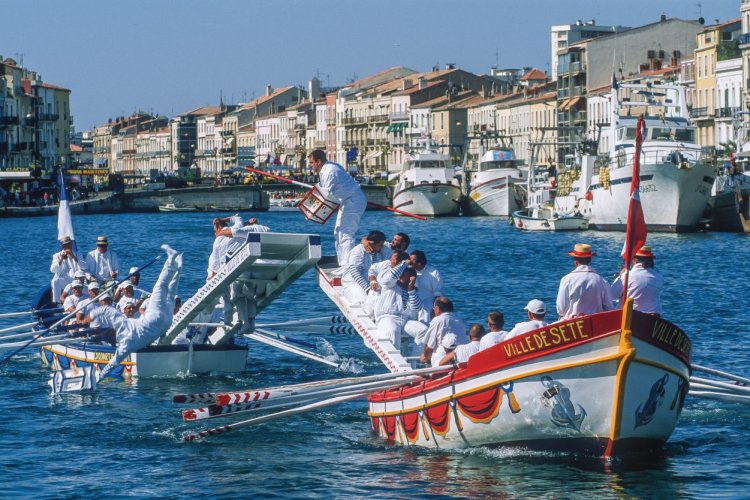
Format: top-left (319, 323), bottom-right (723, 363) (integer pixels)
top-left (244, 166), bottom-right (427, 220)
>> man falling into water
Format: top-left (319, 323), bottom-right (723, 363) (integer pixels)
top-left (83, 244), bottom-right (183, 380)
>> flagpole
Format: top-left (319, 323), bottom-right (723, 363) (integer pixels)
top-left (621, 115), bottom-right (648, 305)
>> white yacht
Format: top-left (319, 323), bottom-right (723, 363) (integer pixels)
top-left (391, 147), bottom-right (462, 217)
top-left (464, 148), bottom-right (526, 216)
top-left (555, 82), bottom-right (715, 232)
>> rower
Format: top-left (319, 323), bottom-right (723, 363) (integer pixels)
top-left (439, 323), bottom-right (484, 365)
top-left (63, 282), bottom-right (85, 322)
top-left (50, 235), bottom-right (83, 303)
top-left (478, 311), bottom-right (507, 350)
top-left (367, 233), bottom-right (411, 291)
top-left (342, 230), bottom-right (387, 305)
top-left (409, 250), bottom-right (443, 324)
top-left (419, 296), bottom-right (467, 366)
top-left (76, 281), bottom-right (102, 323)
top-left (60, 270), bottom-right (88, 304)
top-left (85, 236), bottom-right (121, 285)
top-left (611, 246), bottom-right (663, 316)
top-left (505, 299), bottom-right (549, 340)
top-left (307, 149), bottom-right (368, 264)
top-left (556, 243), bottom-right (613, 320)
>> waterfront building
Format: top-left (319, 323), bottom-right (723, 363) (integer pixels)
top-left (693, 18), bottom-right (741, 149)
top-left (236, 122), bottom-right (256, 168)
top-left (715, 55), bottom-right (743, 147)
top-left (195, 104), bottom-right (238, 177)
top-left (135, 123), bottom-right (171, 176)
top-left (556, 16), bottom-right (702, 160)
top-left (169, 107), bottom-right (216, 172)
top-left (740, 1), bottom-right (750, 152)
top-left (550, 20), bottom-right (628, 80)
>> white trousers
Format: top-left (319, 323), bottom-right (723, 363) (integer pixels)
top-left (343, 282), bottom-right (368, 305)
top-left (334, 192), bottom-right (367, 264)
top-left (51, 276), bottom-right (72, 303)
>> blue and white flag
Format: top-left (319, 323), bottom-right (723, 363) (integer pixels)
top-left (346, 147), bottom-right (358, 163)
top-left (57, 167), bottom-right (76, 251)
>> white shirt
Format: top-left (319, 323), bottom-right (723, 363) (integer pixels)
top-left (505, 319), bottom-right (549, 340)
top-left (364, 266), bottom-right (421, 321)
top-left (479, 330), bottom-right (508, 350)
top-left (423, 312), bottom-right (468, 351)
top-left (63, 294), bottom-right (82, 312)
top-left (556, 265), bottom-right (613, 319)
top-left (89, 304), bottom-right (124, 330)
top-left (50, 250), bottom-right (82, 278)
top-left (611, 263), bottom-right (664, 315)
top-left (317, 161), bottom-right (361, 203)
top-left (343, 244), bottom-right (385, 291)
top-left (455, 340), bottom-right (481, 363)
top-left (415, 264), bottom-right (442, 323)
top-left (85, 248), bottom-right (121, 283)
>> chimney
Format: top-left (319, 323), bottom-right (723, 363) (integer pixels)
top-left (418, 77), bottom-right (427, 89)
top-left (266, 84), bottom-right (273, 97)
top-left (401, 78), bottom-right (414, 90)
top-left (308, 77), bottom-right (321, 102)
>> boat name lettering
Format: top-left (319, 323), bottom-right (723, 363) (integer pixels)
top-left (640, 184), bottom-right (657, 193)
top-left (92, 351), bottom-right (113, 361)
top-left (502, 320), bottom-right (588, 359)
top-left (650, 321), bottom-right (690, 357)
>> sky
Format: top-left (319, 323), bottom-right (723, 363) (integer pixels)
top-left (0, 0), bottom-right (742, 131)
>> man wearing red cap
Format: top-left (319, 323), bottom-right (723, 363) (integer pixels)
top-left (556, 243), bottom-right (613, 320)
top-left (611, 246), bottom-right (663, 315)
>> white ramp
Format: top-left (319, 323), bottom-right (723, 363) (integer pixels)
top-left (316, 262), bottom-right (412, 373)
top-left (161, 232), bottom-right (321, 345)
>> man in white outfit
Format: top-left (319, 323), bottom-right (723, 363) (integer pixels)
top-left (439, 323), bottom-right (485, 365)
top-left (419, 296), bottom-right (467, 366)
top-left (342, 231), bottom-right (386, 304)
top-left (479, 311), bottom-right (508, 350)
top-left (409, 250), bottom-right (443, 324)
top-left (556, 243), bottom-right (613, 320)
top-left (364, 256), bottom-right (424, 346)
top-left (308, 149), bottom-right (367, 264)
top-left (367, 233), bottom-right (410, 291)
top-left (610, 246), bottom-right (664, 316)
top-left (505, 299), bottom-right (549, 340)
top-left (85, 236), bottom-right (121, 284)
top-left (90, 244), bottom-right (182, 380)
top-left (50, 235), bottom-right (83, 303)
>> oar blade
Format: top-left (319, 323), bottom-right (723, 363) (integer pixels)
top-left (49, 365), bottom-right (97, 394)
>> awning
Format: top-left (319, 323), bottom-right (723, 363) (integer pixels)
top-left (559, 98), bottom-right (572, 110)
top-left (0, 171), bottom-right (34, 180)
top-left (363, 150), bottom-right (384, 162)
top-left (387, 122), bottom-right (407, 133)
top-left (567, 97), bottom-right (582, 109)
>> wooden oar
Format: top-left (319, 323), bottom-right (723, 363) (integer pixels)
top-left (256, 315), bottom-right (349, 328)
top-left (212, 364), bottom-right (453, 406)
top-left (245, 331), bottom-right (339, 368)
top-left (0, 307), bottom-right (62, 319)
top-left (688, 391), bottom-right (750, 405)
top-left (245, 166), bottom-right (428, 220)
top-left (0, 321), bottom-right (39, 336)
top-left (692, 364), bottom-right (750, 386)
top-left (182, 376), bottom-right (421, 422)
top-left (183, 393), bottom-right (363, 441)
top-left (690, 376), bottom-right (750, 395)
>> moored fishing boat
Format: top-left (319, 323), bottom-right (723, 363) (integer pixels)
top-left (367, 306), bottom-right (690, 456)
top-left (512, 205), bottom-right (588, 231)
top-left (391, 144), bottom-right (462, 217)
top-left (158, 203), bottom-right (198, 212)
top-left (465, 148), bottom-right (527, 216)
top-left (555, 81), bottom-right (715, 232)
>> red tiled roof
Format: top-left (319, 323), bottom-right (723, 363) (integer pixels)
top-left (521, 68), bottom-right (546, 81)
top-left (40, 82), bottom-right (70, 91)
top-left (70, 144), bottom-right (83, 152)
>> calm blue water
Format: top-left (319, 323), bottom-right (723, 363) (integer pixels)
top-left (1, 210), bottom-right (749, 498)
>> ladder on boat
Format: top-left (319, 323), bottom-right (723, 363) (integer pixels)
top-left (316, 262), bottom-right (413, 373)
top-left (160, 232), bottom-right (322, 345)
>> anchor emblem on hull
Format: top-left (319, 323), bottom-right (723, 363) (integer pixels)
top-left (634, 374), bottom-right (669, 429)
top-left (541, 375), bottom-right (587, 432)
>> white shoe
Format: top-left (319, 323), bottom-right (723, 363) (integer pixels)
top-left (161, 244), bottom-right (179, 262)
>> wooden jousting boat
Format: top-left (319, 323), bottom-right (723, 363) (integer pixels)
top-left (367, 303), bottom-right (690, 457)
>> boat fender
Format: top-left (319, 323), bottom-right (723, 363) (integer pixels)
top-left (584, 191), bottom-right (593, 201)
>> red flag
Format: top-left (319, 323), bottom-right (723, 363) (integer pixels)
top-left (620, 116), bottom-right (648, 302)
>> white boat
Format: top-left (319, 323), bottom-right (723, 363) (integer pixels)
top-left (709, 167), bottom-right (750, 232)
top-left (158, 203), bottom-right (197, 212)
top-left (554, 82), bottom-right (715, 232)
top-left (391, 145), bottom-right (462, 217)
top-left (512, 205), bottom-right (588, 231)
top-left (368, 306), bottom-right (691, 457)
top-left (465, 148), bottom-right (527, 216)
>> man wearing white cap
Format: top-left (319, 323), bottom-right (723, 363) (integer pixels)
top-left (63, 282), bottom-right (85, 321)
top-left (505, 299), bottom-right (550, 340)
top-left (50, 235), bottom-right (83, 303)
top-left (611, 246), bottom-right (663, 316)
top-left (76, 282), bottom-right (102, 323)
top-left (556, 243), bottom-right (613, 320)
top-left (60, 269), bottom-right (88, 304)
top-left (91, 244), bottom-right (183, 380)
top-left (114, 267), bottom-right (148, 303)
top-left (85, 236), bottom-right (121, 284)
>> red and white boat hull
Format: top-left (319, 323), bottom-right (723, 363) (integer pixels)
top-left (368, 309), bottom-right (690, 456)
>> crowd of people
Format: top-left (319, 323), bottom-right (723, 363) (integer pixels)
top-left (342, 235), bottom-right (664, 368)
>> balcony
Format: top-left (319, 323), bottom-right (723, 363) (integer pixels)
top-left (342, 116), bottom-right (367, 125)
top-left (0, 116), bottom-right (19, 125)
top-left (313, 140), bottom-right (326, 148)
top-left (123, 149), bottom-right (136, 155)
top-left (716, 106), bottom-right (740, 118)
top-left (571, 86), bottom-right (587, 97)
top-left (342, 141), bottom-right (358, 148)
top-left (569, 61), bottom-right (586, 74)
top-left (689, 107), bottom-right (712, 118)
top-left (557, 88), bottom-right (570, 99)
top-left (39, 113), bottom-right (59, 121)
top-left (368, 114), bottom-right (389, 123)
top-left (390, 111), bottom-right (410, 121)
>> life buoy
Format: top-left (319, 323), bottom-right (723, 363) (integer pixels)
top-left (584, 191), bottom-right (593, 201)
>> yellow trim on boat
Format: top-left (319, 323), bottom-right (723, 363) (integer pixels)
top-left (606, 299), bottom-right (635, 450)
top-left (368, 349), bottom-right (624, 417)
top-left (41, 345), bottom-right (135, 366)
